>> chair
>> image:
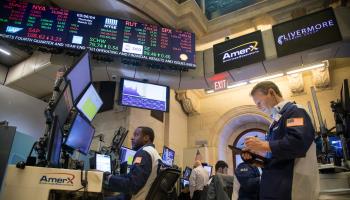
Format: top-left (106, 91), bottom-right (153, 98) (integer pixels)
top-left (146, 168), bottom-right (181, 200)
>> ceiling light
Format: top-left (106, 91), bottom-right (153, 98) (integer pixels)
top-left (249, 73), bottom-right (284, 83)
top-left (0, 48), bottom-right (10, 56)
top-left (286, 61), bottom-right (327, 75)
top-left (227, 82), bottom-right (248, 89)
top-left (206, 89), bottom-right (214, 94)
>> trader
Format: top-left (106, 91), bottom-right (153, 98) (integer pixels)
top-left (104, 126), bottom-right (161, 200)
top-left (242, 81), bottom-right (319, 200)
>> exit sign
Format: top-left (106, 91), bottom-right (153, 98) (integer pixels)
top-left (214, 79), bottom-right (227, 91)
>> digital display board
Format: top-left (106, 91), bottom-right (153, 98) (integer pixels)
top-left (0, 0), bottom-right (196, 68)
top-left (272, 8), bottom-right (342, 57)
top-left (213, 30), bottom-right (265, 74)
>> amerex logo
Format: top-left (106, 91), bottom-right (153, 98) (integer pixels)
top-left (39, 173), bottom-right (75, 186)
top-left (218, 41), bottom-right (260, 63)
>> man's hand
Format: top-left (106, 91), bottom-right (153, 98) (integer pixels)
top-left (244, 136), bottom-right (271, 153)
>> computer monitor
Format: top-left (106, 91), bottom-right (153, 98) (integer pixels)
top-left (204, 165), bottom-right (213, 177)
top-left (118, 78), bottom-right (170, 112)
top-left (64, 51), bottom-right (92, 103)
top-left (162, 146), bottom-right (175, 166)
top-left (120, 146), bottom-right (136, 165)
top-left (180, 178), bottom-right (190, 189)
top-left (183, 167), bottom-right (192, 179)
top-left (47, 116), bottom-right (63, 168)
top-left (64, 112), bottom-right (95, 155)
top-left (76, 84), bottom-right (103, 121)
top-left (95, 153), bottom-right (112, 173)
top-left (52, 82), bottom-right (74, 128)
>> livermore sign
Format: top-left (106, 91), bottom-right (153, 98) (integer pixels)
top-left (273, 8), bottom-right (342, 57)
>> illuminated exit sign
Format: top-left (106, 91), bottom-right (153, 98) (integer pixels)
top-left (214, 79), bottom-right (227, 91)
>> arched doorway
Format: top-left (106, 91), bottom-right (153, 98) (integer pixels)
top-left (232, 128), bottom-right (266, 169)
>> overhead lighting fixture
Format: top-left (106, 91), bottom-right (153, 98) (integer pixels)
top-left (249, 73), bottom-right (284, 83)
top-left (227, 82), bottom-right (248, 89)
top-left (286, 61), bottom-right (328, 75)
top-left (0, 47), bottom-right (10, 56)
top-left (206, 89), bottom-right (214, 94)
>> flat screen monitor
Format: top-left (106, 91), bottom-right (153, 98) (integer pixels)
top-left (64, 51), bottom-right (92, 103)
top-left (180, 178), bottom-right (190, 189)
top-left (53, 82), bottom-right (74, 128)
top-left (77, 84), bottom-right (103, 121)
top-left (204, 165), bottom-right (213, 177)
top-left (64, 112), bottom-right (95, 155)
top-left (120, 146), bottom-right (136, 165)
top-left (341, 79), bottom-right (349, 112)
top-left (183, 167), bottom-right (192, 179)
top-left (118, 78), bottom-right (170, 112)
top-left (95, 153), bottom-right (112, 173)
top-left (47, 116), bottom-right (63, 168)
top-left (162, 146), bottom-right (175, 166)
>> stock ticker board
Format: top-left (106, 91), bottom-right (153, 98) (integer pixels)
top-left (0, 0), bottom-right (196, 68)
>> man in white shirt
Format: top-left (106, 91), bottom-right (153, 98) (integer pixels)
top-left (189, 160), bottom-right (209, 200)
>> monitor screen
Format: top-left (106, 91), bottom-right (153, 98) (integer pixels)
top-left (183, 167), bottom-right (192, 179)
top-left (118, 78), bottom-right (170, 112)
top-left (180, 178), bottom-right (190, 189)
top-left (53, 82), bottom-right (74, 128)
top-left (64, 112), bottom-right (95, 154)
top-left (77, 84), bottom-right (103, 121)
top-left (204, 165), bottom-right (212, 177)
top-left (120, 146), bottom-right (136, 165)
top-left (96, 153), bottom-right (112, 173)
top-left (162, 146), bottom-right (175, 166)
top-left (47, 116), bottom-right (63, 168)
top-left (65, 51), bottom-right (92, 103)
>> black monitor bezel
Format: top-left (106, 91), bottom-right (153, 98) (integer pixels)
top-left (47, 116), bottom-right (63, 168)
top-left (51, 81), bottom-right (74, 128)
top-left (183, 166), bottom-right (192, 179)
top-left (64, 111), bottom-right (95, 155)
top-left (117, 78), bottom-right (170, 112)
top-left (94, 153), bottom-right (112, 173)
top-left (76, 83), bottom-right (103, 122)
top-left (63, 50), bottom-right (93, 104)
top-left (162, 145), bottom-right (175, 166)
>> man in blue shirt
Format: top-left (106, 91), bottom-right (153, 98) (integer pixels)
top-left (104, 126), bottom-right (161, 200)
top-left (242, 81), bottom-right (319, 200)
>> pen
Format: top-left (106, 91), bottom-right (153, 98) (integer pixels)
top-left (241, 135), bottom-right (258, 146)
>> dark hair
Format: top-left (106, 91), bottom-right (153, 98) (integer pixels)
top-left (138, 126), bottom-right (155, 142)
top-left (250, 81), bottom-right (282, 97)
top-left (215, 160), bottom-right (228, 172)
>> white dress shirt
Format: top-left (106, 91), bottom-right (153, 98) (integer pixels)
top-left (189, 165), bottom-right (209, 198)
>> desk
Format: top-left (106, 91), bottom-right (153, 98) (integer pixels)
top-left (0, 165), bottom-right (104, 200)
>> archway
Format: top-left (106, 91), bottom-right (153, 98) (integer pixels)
top-left (209, 105), bottom-right (271, 174)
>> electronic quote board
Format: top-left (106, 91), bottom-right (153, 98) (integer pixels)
top-left (0, 0), bottom-right (196, 68)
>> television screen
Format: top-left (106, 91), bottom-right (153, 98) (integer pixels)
top-left (180, 178), bottom-right (190, 189)
top-left (118, 78), bottom-right (170, 112)
top-left (120, 146), bottom-right (136, 165)
top-left (64, 112), bottom-right (95, 155)
top-left (53, 82), bottom-right (73, 128)
top-left (64, 51), bottom-right (92, 103)
top-left (272, 8), bottom-right (342, 57)
top-left (95, 153), bottom-right (112, 173)
top-left (47, 116), bottom-right (63, 168)
top-left (204, 165), bottom-right (213, 177)
top-left (183, 167), bottom-right (192, 179)
top-left (162, 146), bottom-right (175, 166)
top-left (77, 84), bottom-right (103, 121)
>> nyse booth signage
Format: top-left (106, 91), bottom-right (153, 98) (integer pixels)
top-left (39, 173), bottom-right (75, 186)
top-left (213, 31), bottom-right (265, 74)
top-left (273, 8), bottom-right (342, 57)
